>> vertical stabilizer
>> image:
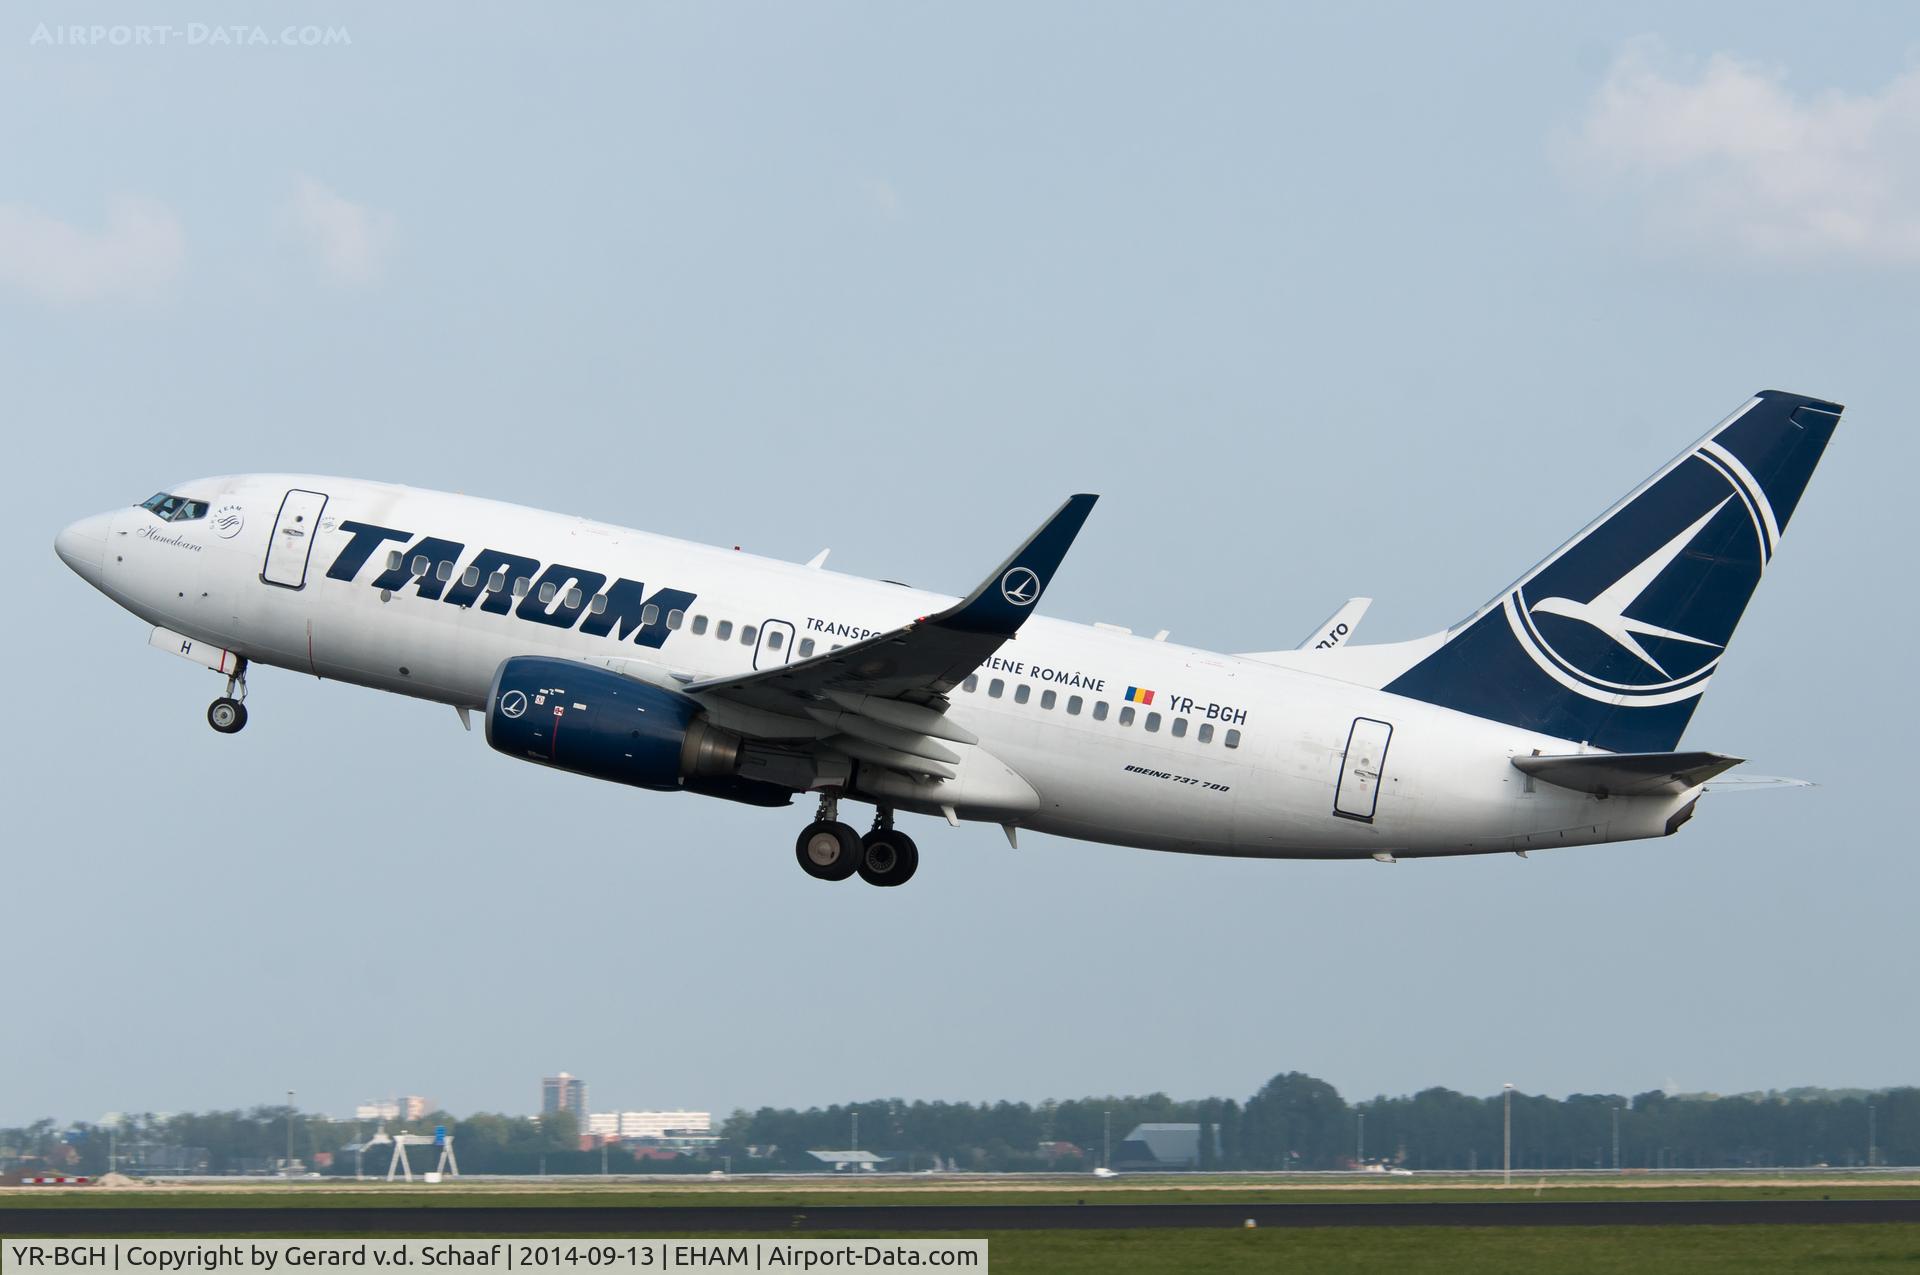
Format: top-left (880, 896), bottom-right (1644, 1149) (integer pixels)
top-left (1382, 391), bottom-right (1842, 752)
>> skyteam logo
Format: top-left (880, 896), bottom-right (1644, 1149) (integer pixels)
top-left (211, 504), bottom-right (245, 539)
top-left (1501, 442), bottom-right (1780, 708)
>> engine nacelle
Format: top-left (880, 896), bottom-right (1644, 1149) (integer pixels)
top-left (484, 656), bottom-right (788, 805)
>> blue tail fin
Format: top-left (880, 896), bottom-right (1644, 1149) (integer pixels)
top-left (1383, 390), bottom-right (1842, 752)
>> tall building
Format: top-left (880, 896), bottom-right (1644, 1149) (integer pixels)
top-left (542, 1073), bottom-right (588, 1123)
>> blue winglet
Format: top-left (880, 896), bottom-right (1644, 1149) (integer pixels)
top-left (936, 493), bottom-right (1099, 635)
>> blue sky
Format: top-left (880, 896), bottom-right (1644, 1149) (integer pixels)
top-left (4, 3), bottom-right (1917, 1124)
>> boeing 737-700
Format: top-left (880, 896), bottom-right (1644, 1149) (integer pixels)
top-left (54, 390), bottom-right (1840, 887)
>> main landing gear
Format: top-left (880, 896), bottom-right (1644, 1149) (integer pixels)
top-left (795, 795), bottom-right (919, 887)
top-left (207, 659), bottom-right (249, 735)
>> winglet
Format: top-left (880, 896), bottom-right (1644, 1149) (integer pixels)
top-left (935, 493), bottom-right (1098, 635)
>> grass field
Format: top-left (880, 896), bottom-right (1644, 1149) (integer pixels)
top-left (971, 1225), bottom-right (1920, 1273)
top-left (6, 1176), bottom-right (1918, 1209)
top-left (5, 1178), bottom-right (1917, 1272)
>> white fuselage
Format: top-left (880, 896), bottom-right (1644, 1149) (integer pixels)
top-left (63, 474), bottom-right (1694, 860)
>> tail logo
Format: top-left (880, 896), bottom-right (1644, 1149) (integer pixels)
top-left (1528, 498), bottom-right (1729, 677)
top-left (1503, 447), bottom-right (1776, 708)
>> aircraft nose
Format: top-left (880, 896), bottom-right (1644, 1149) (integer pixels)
top-left (55, 511), bottom-right (114, 587)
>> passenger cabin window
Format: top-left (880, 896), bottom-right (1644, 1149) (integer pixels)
top-left (462, 566), bottom-right (480, 588)
top-left (642, 604), bottom-right (660, 626)
top-left (412, 556), bottom-right (430, 578)
top-left (437, 560), bottom-right (455, 583)
top-left (1014, 684), bottom-right (1031, 705)
top-left (1093, 701), bottom-right (1109, 721)
top-left (716, 620), bottom-right (734, 640)
top-left (513, 577), bottom-right (531, 598)
top-left (1145, 712), bottom-right (1162, 733)
top-left (1198, 723), bottom-right (1214, 744)
top-left (387, 550), bottom-right (404, 572)
top-left (741, 625), bottom-right (757, 644)
top-left (140, 493), bottom-right (208, 522)
top-left (589, 594), bottom-right (608, 615)
top-left (800, 638), bottom-right (816, 658)
top-left (1225, 728), bottom-right (1242, 749)
top-left (489, 571), bottom-right (508, 592)
top-left (1171, 717), bottom-right (1188, 738)
top-left (539, 582), bottom-right (558, 605)
top-left (692, 614), bottom-right (709, 635)
top-left (1040, 690), bottom-right (1056, 710)
top-left (767, 629), bottom-right (784, 650)
top-left (1067, 695), bottom-right (1083, 715)
top-left (962, 674), bottom-right (978, 693)
top-left (668, 609), bottom-right (685, 629)
top-left (1118, 706), bottom-right (1135, 727)
top-left (988, 679), bottom-right (1005, 699)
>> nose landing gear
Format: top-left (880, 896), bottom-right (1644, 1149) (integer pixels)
top-left (207, 659), bottom-right (249, 734)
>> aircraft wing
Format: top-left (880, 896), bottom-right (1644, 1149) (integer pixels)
top-left (682, 494), bottom-right (1097, 749)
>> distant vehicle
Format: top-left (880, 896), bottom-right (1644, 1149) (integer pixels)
top-left (56, 391), bottom-right (1840, 886)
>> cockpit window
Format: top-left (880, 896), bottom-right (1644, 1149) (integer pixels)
top-left (141, 492), bottom-right (208, 522)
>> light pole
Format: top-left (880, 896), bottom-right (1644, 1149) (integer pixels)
top-left (1502, 1084), bottom-right (1513, 1186)
top-left (851, 1111), bottom-right (859, 1155)
top-left (1868, 1103), bottom-right (1876, 1168)
top-left (285, 1091), bottom-right (295, 1180)
top-left (1103, 1110), bottom-right (1111, 1171)
top-left (1357, 1111), bottom-right (1365, 1169)
top-left (1612, 1105), bottom-right (1622, 1173)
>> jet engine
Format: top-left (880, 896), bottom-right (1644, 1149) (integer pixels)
top-left (484, 656), bottom-right (790, 806)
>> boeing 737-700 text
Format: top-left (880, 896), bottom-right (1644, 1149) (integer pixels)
top-left (55, 390), bottom-right (1840, 887)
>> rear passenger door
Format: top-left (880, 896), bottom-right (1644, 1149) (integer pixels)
top-left (1333, 717), bottom-right (1393, 822)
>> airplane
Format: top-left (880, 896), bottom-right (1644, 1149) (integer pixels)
top-left (54, 390), bottom-right (1839, 887)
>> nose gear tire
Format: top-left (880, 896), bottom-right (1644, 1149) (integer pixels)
top-left (208, 698), bottom-right (248, 734)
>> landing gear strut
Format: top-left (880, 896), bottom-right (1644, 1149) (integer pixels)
top-left (795, 792), bottom-right (861, 882)
top-left (858, 809), bottom-right (919, 888)
top-left (208, 659), bottom-right (249, 734)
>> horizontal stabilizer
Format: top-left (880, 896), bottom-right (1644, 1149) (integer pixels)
top-left (1512, 751), bottom-right (1743, 797)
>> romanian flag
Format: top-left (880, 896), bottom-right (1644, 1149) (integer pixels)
top-left (1124, 686), bottom-right (1154, 705)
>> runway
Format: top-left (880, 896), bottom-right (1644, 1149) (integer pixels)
top-left (5, 1199), bottom-right (1920, 1234)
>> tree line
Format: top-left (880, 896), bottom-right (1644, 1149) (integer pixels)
top-left (3, 1075), bottom-right (1912, 1176)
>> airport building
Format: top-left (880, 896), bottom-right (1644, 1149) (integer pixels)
top-left (1113, 1123), bottom-right (1219, 1170)
top-left (585, 1110), bottom-right (712, 1140)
